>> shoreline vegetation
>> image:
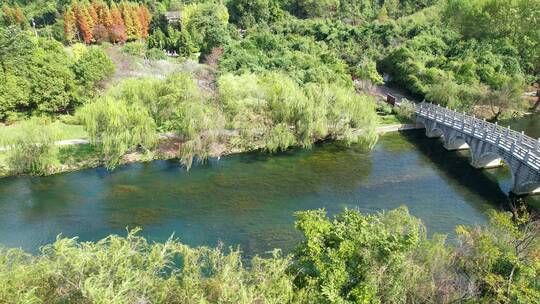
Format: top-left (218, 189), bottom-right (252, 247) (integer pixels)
top-left (0, 120), bottom-right (420, 179)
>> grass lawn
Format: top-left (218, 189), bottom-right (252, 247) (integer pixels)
top-left (378, 114), bottom-right (413, 126)
top-left (57, 144), bottom-right (100, 165)
top-left (0, 144), bottom-right (100, 177)
top-left (0, 121), bottom-right (88, 145)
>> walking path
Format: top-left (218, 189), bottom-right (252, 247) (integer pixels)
top-left (0, 124), bottom-right (423, 152)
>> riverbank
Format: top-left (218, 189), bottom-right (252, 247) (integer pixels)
top-left (0, 123), bottom-right (424, 179)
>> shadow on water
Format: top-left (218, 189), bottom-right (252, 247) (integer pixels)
top-left (400, 130), bottom-right (510, 211)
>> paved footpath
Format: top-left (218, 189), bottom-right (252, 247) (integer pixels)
top-left (0, 125), bottom-right (424, 152)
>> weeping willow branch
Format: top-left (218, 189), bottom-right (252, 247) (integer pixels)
top-left (77, 97), bottom-right (158, 169)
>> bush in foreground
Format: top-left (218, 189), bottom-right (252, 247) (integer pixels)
top-left (0, 207), bottom-right (538, 303)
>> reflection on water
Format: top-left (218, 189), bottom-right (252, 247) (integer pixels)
top-left (0, 131), bottom-right (534, 256)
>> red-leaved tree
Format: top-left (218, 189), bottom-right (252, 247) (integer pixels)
top-left (63, 0), bottom-right (149, 44)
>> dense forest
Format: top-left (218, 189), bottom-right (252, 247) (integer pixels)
top-left (0, 1), bottom-right (539, 302)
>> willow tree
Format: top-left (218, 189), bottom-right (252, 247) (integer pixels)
top-left (172, 100), bottom-right (225, 170)
top-left (2, 118), bottom-right (58, 175)
top-left (218, 73), bottom-right (270, 150)
top-left (104, 73), bottom-right (226, 170)
top-left (77, 97), bottom-right (157, 169)
top-left (259, 72), bottom-right (378, 149)
top-left (260, 72), bottom-right (322, 149)
top-left (218, 72), bottom-right (379, 153)
top-left (317, 84), bottom-right (378, 147)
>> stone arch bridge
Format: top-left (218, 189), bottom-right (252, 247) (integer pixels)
top-left (415, 102), bottom-right (540, 196)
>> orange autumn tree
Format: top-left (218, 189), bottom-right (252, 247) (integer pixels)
top-left (64, 7), bottom-right (78, 42)
top-left (110, 2), bottom-right (127, 43)
top-left (14, 6), bottom-right (25, 25)
top-left (63, 0), bottom-right (150, 44)
top-left (95, 1), bottom-right (112, 29)
top-left (75, 4), bottom-right (93, 43)
top-left (138, 5), bottom-right (151, 38)
top-left (2, 6), bottom-right (15, 25)
top-left (88, 3), bottom-right (99, 26)
top-left (2, 5), bottom-right (27, 28)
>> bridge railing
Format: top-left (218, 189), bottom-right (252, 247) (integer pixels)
top-left (416, 102), bottom-right (540, 171)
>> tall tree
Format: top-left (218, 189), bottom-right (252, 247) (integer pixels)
top-left (110, 2), bottom-right (127, 43)
top-left (2, 5), bottom-right (27, 28)
top-left (121, 2), bottom-right (137, 40)
top-left (378, 4), bottom-right (388, 22)
top-left (64, 7), bottom-right (78, 42)
top-left (88, 3), bottom-right (99, 26)
top-left (110, 2), bottom-right (124, 28)
top-left (75, 5), bottom-right (93, 43)
top-left (13, 6), bottom-right (26, 27)
top-left (2, 6), bottom-right (15, 25)
top-left (137, 4), bottom-right (151, 38)
top-left (97, 1), bottom-right (112, 30)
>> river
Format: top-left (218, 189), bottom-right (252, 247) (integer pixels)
top-left (1, 128), bottom-right (538, 257)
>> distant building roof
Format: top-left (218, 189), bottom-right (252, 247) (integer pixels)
top-left (165, 11), bottom-right (181, 23)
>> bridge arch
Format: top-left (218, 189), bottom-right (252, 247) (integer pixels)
top-left (471, 150), bottom-right (505, 169)
top-left (416, 119), bottom-right (444, 138)
top-left (518, 181), bottom-right (540, 195)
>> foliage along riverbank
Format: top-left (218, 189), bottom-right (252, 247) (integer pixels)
top-left (0, 116), bottom-right (418, 179)
top-left (1, 206), bottom-right (538, 303)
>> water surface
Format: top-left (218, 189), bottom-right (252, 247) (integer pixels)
top-left (501, 113), bottom-right (539, 139)
top-left (0, 131), bottom-right (535, 256)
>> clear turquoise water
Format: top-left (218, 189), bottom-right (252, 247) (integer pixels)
top-left (0, 131), bottom-right (536, 256)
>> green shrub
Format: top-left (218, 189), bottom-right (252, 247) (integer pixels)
top-left (145, 48), bottom-right (166, 60)
top-left (121, 40), bottom-right (148, 57)
top-left (72, 47), bottom-right (115, 92)
top-left (376, 102), bottom-right (393, 115)
top-left (219, 30), bottom-right (351, 86)
top-left (394, 98), bottom-right (416, 120)
top-left (1, 207), bottom-right (536, 303)
top-left (0, 229), bottom-right (300, 304)
top-left (228, 0), bottom-right (284, 28)
top-left (355, 58), bottom-right (384, 85)
top-left (1, 117), bottom-right (58, 175)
